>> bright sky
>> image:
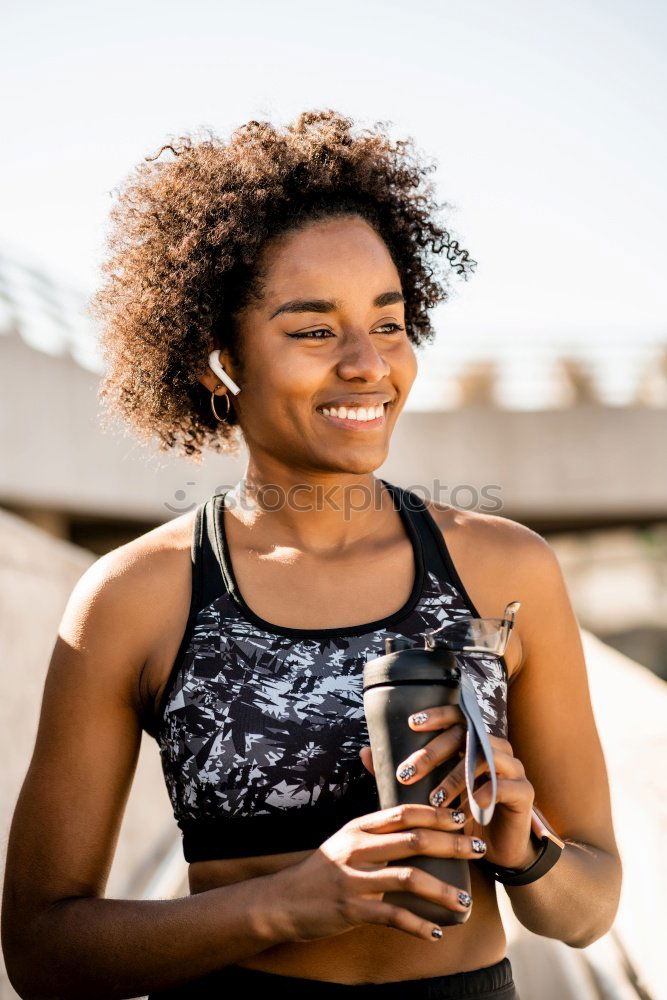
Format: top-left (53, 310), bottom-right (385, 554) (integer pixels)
top-left (2, 0), bottom-right (666, 369)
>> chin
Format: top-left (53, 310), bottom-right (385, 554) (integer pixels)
top-left (321, 450), bottom-right (389, 476)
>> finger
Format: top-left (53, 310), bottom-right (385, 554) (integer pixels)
top-left (462, 777), bottom-right (534, 813)
top-left (493, 736), bottom-right (515, 757)
top-left (350, 803), bottom-right (467, 836)
top-left (359, 866), bottom-right (474, 916)
top-left (429, 749), bottom-right (525, 808)
top-left (396, 726), bottom-right (466, 783)
top-left (359, 746), bottom-right (374, 776)
top-left (407, 704), bottom-right (466, 731)
top-left (352, 897), bottom-right (456, 940)
top-left (353, 828), bottom-right (488, 865)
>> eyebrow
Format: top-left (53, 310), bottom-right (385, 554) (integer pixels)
top-left (268, 289), bottom-right (404, 320)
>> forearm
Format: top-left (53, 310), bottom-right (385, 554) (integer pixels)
top-left (7, 872), bottom-right (293, 1000)
top-left (504, 840), bottom-right (622, 947)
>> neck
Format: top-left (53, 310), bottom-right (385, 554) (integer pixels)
top-left (224, 464), bottom-right (392, 556)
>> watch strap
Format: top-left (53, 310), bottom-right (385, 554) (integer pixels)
top-left (478, 829), bottom-right (563, 886)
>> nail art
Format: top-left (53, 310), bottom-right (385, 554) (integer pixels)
top-left (430, 789), bottom-right (446, 807)
top-left (410, 712), bottom-right (429, 726)
top-left (471, 838), bottom-right (487, 854)
top-left (398, 763), bottom-right (416, 781)
top-left (458, 891), bottom-right (472, 907)
top-left (431, 926), bottom-right (443, 939)
top-left (452, 810), bottom-right (466, 825)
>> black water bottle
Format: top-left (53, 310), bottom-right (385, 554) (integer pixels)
top-left (362, 606), bottom-right (518, 923)
top-left (362, 637), bottom-right (472, 926)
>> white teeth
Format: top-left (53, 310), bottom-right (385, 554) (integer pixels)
top-left (320, 403), bottom-right (386, 421)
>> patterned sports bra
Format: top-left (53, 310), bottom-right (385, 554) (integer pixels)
top-left (147, 479), bottom-right (509, 863)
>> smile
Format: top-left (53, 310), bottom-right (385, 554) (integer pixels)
top-left (315, 403), bottom-right (388, 429)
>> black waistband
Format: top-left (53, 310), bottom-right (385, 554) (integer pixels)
top-left (148, 958), bottom-right (516, 998)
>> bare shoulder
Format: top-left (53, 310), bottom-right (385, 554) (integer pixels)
top-left (421, 499), bottom-right (564, 679)
top-left (422, 497), bottom-right (557, 577)
top-left (62, 507), bottom-right (196, 634)
top-left (58, 507), bottom-right (197, 708)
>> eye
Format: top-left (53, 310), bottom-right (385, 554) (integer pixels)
top-left (376, 323), bottom-right (404, 335)
top-left (287, 329), bottom-right (334, 340)
top-left (287, 323), bottom-right (404, 340)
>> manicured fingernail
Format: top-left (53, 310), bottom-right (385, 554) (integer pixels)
top-left (431, 926), bottom-right (443, 939)
top-left (471, 838), bottom-right (487, 854)
top-left (452, 810), bottom-right (466, 825)
top-left (410, 712), bottom-right (429, 726)
top-left (431, 789), bottom-right (446, 807)
top-left (458, 891), bottom-right (472, 907)
top-left (397, 763), bottom-right (416, 781)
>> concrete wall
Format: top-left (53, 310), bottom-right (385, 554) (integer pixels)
top-left (378, 405), bottom-right (667, 523)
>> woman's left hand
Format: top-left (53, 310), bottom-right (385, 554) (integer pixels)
top-left (359, 705), bottom-right (538, 870)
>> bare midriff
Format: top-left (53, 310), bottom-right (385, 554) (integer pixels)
top-left (187, 851), bottom-right (507, 984)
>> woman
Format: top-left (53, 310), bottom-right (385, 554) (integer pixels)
top-left (2, 110), bottom-right (621, 999)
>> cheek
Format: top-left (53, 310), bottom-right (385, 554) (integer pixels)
top-left (392, 342), bottom-right (419, 387)
top-left (245, 359), bottom-right (320, 427)
top-left (265, 354), bottom-right (324, 406)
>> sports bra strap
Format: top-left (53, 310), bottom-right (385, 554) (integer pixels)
top-left (198, 492), bottom-right (229, 608)
top-left (148, 497), bottom-right (222, 734)
top-left (393, 487), bottom-right (458, 589)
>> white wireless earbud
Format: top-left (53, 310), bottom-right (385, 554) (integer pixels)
top-left (208, 350), bottom-right (241, 395)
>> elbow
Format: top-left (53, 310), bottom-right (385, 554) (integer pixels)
top-left (565, 902), bottom-right (621, 950)
top-left (3, 956), bottom-right (39, 1000)
top-left (565, 917), bottom-right (614, 950)
top-left (2, 906), bottom-right (72, 1000)
top-left (565, 857), bottom-right (623, 949)
top-left (5, 966), bottom-right (75, 1000)
top-left (3, 950), bottom-right (51, 1000)
top-left (2, 919), bottom-right (32, 999)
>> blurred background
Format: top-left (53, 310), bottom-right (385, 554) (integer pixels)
top-left (1, 1), bottom-right (665, 997)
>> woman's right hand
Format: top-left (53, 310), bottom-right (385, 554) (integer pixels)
top-left (267, 803), bottom-right (486, 943)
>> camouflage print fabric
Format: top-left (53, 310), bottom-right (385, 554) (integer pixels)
top-left (156, 566), bottom-right (509, 828)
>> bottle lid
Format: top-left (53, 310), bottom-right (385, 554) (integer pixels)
top-left (363, 646), bottom-right (460, 691)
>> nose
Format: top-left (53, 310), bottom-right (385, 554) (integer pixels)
top-left (335, 329), bottom-right (391, 383)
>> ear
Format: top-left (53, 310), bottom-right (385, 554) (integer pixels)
top-left (198, 347), bottom-right (235, 392)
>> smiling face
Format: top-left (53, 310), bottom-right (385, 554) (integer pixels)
top-left (205, 213), bottom-right (418, 477)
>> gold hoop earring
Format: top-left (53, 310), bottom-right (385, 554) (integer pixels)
top-left (211, 387), bottom-right (231, 422)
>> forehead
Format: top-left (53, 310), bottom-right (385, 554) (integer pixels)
top-left (259, 216), bottom-right (400, 300)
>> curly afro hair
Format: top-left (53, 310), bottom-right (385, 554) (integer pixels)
top-left (91, 109), bottom-right (476, 462)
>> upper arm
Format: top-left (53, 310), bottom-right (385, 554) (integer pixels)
top-left (2, 545), bottom-right (160, 937)
top-left (504, 530), bottom-right (619, 857)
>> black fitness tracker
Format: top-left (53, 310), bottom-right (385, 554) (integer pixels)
top-left (477, 806), bottom-right (565, 886)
